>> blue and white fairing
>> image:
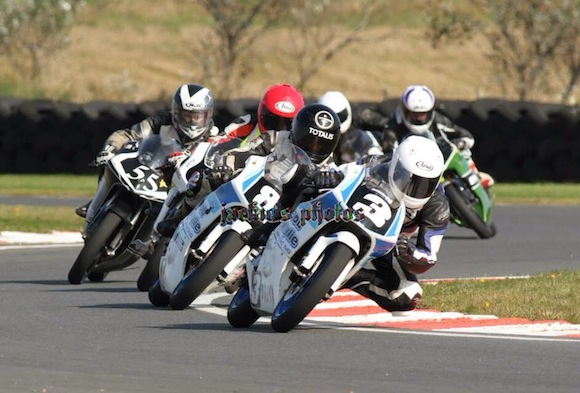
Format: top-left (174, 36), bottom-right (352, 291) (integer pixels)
top-left (247, 161), bottom-right (406, 314)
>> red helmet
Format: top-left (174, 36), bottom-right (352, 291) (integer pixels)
top-left (257, 84), bottom-right (304, 132)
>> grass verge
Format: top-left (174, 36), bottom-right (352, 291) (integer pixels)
top-left (420, 270), bottom-right (580, 324)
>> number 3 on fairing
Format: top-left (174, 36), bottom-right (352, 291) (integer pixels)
top-left (252, 185), bottom-right (280, 210)
top-left (352, 193), bottom-right (391, 227)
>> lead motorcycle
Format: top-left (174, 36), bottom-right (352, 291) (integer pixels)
top-left (68, 135), bottom-right (178, 284)
top-left (227, 153), bottom-right (407, 333)
top-left (148, 138), bottom-right (287, 309)
top-left (437, 138), bottom-right (496, 239)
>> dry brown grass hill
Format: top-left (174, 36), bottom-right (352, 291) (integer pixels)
top-left (0, 0), bottom-right (573, 105)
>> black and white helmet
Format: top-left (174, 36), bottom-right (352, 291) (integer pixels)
top-left (290, 103), bottom-right (341, 164)
top-left (317, 90), bottom-right (352, 134)
top-left (171, 84), bottom-right (214, 142)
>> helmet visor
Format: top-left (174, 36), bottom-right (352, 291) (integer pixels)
top-left (259, 106), bottom-right (293, 132)
top-left (391, 162), bottom-right (439, 200)
top-left (335, 107), bottom-right (349, 124)
top-left (292, 133), bottom-right (335, 164)
top-left (403, 108), bottom-right (434, 126)
top-left (177, 109), bottom-right (210, 129)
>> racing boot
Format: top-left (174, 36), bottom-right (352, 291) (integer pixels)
top-left (156, 216), bottom-right (182, 238)
top-left (240, 222), bottom-right (279, 248)
top-left (75, 200), bottom-right (91, 218)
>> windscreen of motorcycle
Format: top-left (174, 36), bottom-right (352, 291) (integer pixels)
top-left (365, 162), bottom-right (397, 204)
top-left (264, 141), bottom-right (315, 189)
top-left (137, 135), bottom-right (181, 169)
top-left (203, 138), bottom-right (244, 169)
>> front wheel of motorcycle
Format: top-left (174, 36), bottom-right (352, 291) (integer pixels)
top-left (68, 212), bottom-right (123, 284)
top-left (148, 278), bottom-right (170, 307)
top-left (271, 243), bottom-right (354, 333)
top-left (445, 184), bottom-right (496, 239)
top-left (137, 237), bottom-right (168, 292)
top-left (227, 287), bottom-right (260, 328)
top-left (169, 230), bottom-right (245, 310)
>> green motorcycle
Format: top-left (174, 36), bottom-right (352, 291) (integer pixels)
top-left (437, 138), bottom-right (496, 239)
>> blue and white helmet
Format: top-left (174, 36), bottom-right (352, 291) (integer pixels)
top-left (171, 84), bottom-right (214, 142)
top-left (397, 85), bottom-right (436, 135)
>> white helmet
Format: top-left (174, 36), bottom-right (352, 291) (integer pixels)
top-left (317, 90), bottom-right (352, 134)
top-left (397, 85), bottom-right (435, 135)
top-left (389, 135), bottom-right (444, 210)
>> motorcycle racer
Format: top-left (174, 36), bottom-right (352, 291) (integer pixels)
top-left (76, 83), bottom-right (220, 222)
top-left (343, 135), bottom-right (449, 312)
top-left (369, 85), bottom-right (494, 188)
top-left (221, 83), bottom-right (304, 146)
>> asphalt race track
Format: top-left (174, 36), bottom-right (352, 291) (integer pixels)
top-left (0, 205), bottom-right (579, 393)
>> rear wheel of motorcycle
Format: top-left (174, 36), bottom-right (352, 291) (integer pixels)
top-left (68, 212), bottom-right (123, 284)
top-left (445, 184), bottom-right (496, 239)
top-left (271, 243), bottom-right (354, 333)
top-left (227, 287), bottom-right (260, 328)
top-left (169, 231), bottom-right (245, 310)
top-left (148, 278), bottom-right (170, 307)
top-left (137, 237), bottom-right (168, 292)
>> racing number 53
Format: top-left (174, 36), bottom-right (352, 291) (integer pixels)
top-left (125, 164), bottom-right (160, 192)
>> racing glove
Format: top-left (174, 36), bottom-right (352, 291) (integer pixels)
top-left (166, 150), bottom-right (190, 167)
top-left (395, 234), bottom-right (435, 274)
top-left (95, 144), bottom-right (117, 166)
top-left (206, 165), bottom-right (234, 190)
top-left (313, 170), bottom-right (344, 190)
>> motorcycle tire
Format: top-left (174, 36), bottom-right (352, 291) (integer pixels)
top-left (68, 212), bottom-right (123, 284)
top-left (445, 184), bottom-right (496, 239)
top-left (148, 278), bottom-right (170, 307)
top-left (136, 237), bottom-right (168, 292)
top-left (169, 231), bottom-right (245, 310)
top-left (87, 271), bottom-right (108, 282)
top-left (227, 287), bottom-right (260, 328)
top-left (271, 243), bottom-right (354, 333)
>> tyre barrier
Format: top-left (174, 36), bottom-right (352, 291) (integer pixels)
top-left (0, 97), bottom-right (578, 181)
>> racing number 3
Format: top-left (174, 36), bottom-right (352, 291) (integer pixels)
top-left (352, 193), bottom-right (391, 228)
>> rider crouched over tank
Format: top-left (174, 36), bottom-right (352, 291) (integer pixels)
top-left (368, 85), bottom-right (494, 189)
top-left (215, 103), bottom-right (345, 245)
top-left (342, 135), bottom-right (449, 312)
top-left (76, 83), bottom-right (220, 227)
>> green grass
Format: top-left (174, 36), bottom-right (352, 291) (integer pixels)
top-left (0, 174), bottom-right (96, 197)
top-left (0, 205), bottom-right (84, 233)
top-left (420, 270), bottom-right (580, 324)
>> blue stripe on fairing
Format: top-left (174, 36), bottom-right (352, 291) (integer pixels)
top-left (339, 167), bottom-right (364, 202)
top-left (213, 182), bottom-right (238, 205)
top-left (386, 205), bottom-right (405, 237)
top-left (242, 168), bottom-right (263, 190)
